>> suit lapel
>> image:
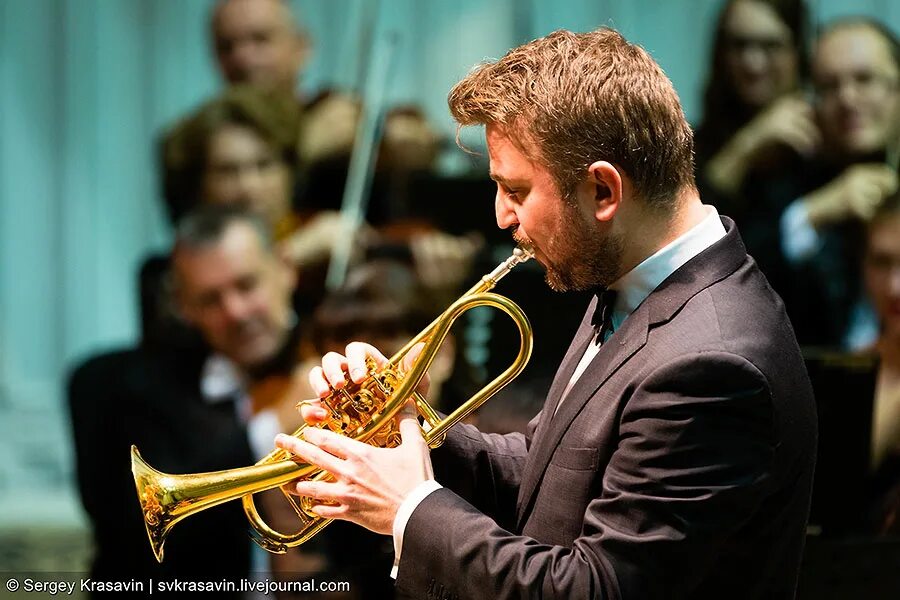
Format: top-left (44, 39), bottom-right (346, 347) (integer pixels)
top-left (514, 217), bottom-right (749, 528)
top-left (515, 306), bottom-right (649, 527)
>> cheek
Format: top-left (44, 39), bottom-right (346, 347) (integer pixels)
top-left (270, 169), bottom-right (291, 194)
top-left (253, 286), bottom-right (285, 322)
top-left (773, 53), bottom-right (798, 82)
top-left (865, 269), bottom-right (891, 309)
top-left (872, 99), bottom-right (900, 132)
top-left (203, 174), bottom-right (236, 204)
top-left (263, 169), bottom-right (292, 205)
top-left (198, 312), bottom-right (227, 338)
top-left (817, 105), bottom-right (841, 135)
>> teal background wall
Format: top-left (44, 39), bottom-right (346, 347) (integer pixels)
top-left (0, 0), bottom-right (897, 548)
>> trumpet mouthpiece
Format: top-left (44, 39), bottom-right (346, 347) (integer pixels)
top-left (514, 245), bottom-right (534, 262)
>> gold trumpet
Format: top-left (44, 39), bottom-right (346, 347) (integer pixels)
top-left (131, 246), bottom-right (535, 562)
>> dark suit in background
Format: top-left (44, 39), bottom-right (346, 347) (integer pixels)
top-left (68, 346), bottom-right (253, 594)
top-left (395, 219), bottom-right (817, 599)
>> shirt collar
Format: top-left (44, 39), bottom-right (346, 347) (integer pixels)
top-left (200, 354), bottom-right (246, 403)
top-left (607, 205), bottom-right (726, 330)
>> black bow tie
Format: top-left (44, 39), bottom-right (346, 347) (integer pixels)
top-left (591, 288), bottom-right (618, 344)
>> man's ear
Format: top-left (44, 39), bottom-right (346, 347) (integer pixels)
top-left (294, 31), bottom-right (312, 74)
top-left (169, 284), bottom-right (193, 325)
top-left (166, 263), bottom-right (195, 324)
top-left (586, 161), bottom-right (623, 223)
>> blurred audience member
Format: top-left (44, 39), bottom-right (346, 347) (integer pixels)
top-left (695, 0), bottom-right (813, 211)
top-left (211, 0), bottom-right (309, 93)
top-left (69, 206), bottom-right (307, 590)
top-left (379, 105), bottom-right (444, 174)
top-left (164, 85), bottom-right (349, 268)
top-left (162, 0), bottom-right (357, 223)
top-left (798, 19), bottom-right (899, 230)
top-left (171, 206), bottom-right (303, 417)
top-left (776, 18), bottom-right (899, 348)
top-left (161, 86), bottom-right (361, 335)
top-left (856, 193), bottom-right (900, 536)
top-left (298, 103), bottom-right (446, 219)
top-left (723, 17), bottom-right (899, 348)
top-left (298, 101), bottom-right (483, 299)
top-left (865, 196), bottom-right (900, 465)
top-left (163, 86), bottom-right (300, 230)
top-left (170, 205), bottom-right (330, 580)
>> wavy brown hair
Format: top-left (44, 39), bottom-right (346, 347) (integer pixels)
top-left (448, 28), bottom-right (695, 209)
top-left (162, 85), bottom-right (301, 224)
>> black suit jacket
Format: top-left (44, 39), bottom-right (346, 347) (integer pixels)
top-left (395, 218), bottom-right (817, 599)
top-left (68, 346), bottom-right (254, 591)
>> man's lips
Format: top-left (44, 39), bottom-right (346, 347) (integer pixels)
top-left (840, 113), bottom-right (866, 133)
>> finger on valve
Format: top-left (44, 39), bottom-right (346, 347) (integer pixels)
top-left (296, 398), bottom-right (329, 424)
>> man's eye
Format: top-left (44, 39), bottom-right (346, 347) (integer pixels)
top-left (236, 275), bottom-right (258, 292)
top-left (211, 163), bottom-right (239, 177)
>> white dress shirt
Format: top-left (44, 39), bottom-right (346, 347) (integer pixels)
top-left (200, 354), bottom-right (283, 462)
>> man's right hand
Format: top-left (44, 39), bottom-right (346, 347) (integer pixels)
top-left (804, 164), bottom-right (899, 228)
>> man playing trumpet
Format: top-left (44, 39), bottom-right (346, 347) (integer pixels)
top-left (276, 28), bottom-right (817, 599)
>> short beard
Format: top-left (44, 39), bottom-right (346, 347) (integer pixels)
top-left (529, 198), bottom-right (624, 292)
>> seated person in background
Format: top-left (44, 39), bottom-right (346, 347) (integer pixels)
top-left (695, 0), bottom-right (813, 212)
top-left (69, 205), bottom-right (310, 589)
top-left (298, 100), bottom-right (484, 299)
top-left (164, 85), bottom-right (349, 269)
top-left (741, 17), bottom-right (899, 348)
top-left (298, 100), bottom-right (444, 190)
top-left (162, 0), bottom-right (357, 223)
top-left (862, 194), bottom-right (900, 533)
top-left (210, 0), bottom-right (308, 94)
top-left (164, 87), bottom-right (477, 319)
top-left (170, 204), bottom-right (332, 579)
top-left (161, 85), bottom-right (357, 331)
top-left (170, 204), bottom-right (306, 428)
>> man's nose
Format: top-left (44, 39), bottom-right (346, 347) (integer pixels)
top-left (231, 40), bottom-right (256, 70)
top-left (740, 46), bottom-right (768, 76)
top-left (495, 192), bottom-right (518, 230)
top-left (235, 166), bottom-right (265, 197)
top-left (221, 290), bottom-right (252, 322)
top-left (831, 78), bottom-right (865, 108)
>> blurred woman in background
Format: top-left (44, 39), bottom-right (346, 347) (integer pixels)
top-left (863, 196), bottom-right (900, 533)
top-left (696, 0), bottom-right (815, 214)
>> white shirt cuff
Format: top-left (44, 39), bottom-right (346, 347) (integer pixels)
top-left (390, 479), bottom-right (443, 579)
top-left (247, 409), bottom-right (283, 461)
top-left (780, 199), bottom-right (824, 265)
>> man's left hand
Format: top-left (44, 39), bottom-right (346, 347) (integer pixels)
top-left (275, 401), bottom-right (433, 535)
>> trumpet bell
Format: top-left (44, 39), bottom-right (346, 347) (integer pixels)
top-left (132, 247), bottom-right (534, 561)
top-left (131, 447), bottom-right (170, 563)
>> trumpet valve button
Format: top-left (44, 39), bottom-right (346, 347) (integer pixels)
top-left (350, 390), bottom-right (375, 412)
